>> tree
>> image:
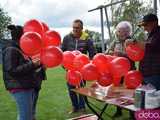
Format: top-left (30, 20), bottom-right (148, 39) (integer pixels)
top-left (0, 7), bottom-right (11, 39)
top-left (107, 0), bottom-right (153, 42)
top-left (85, 29), bottom-right (107, 53)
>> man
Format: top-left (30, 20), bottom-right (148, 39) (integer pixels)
top-left (61, 19), bottom-right (96, 113)
top-left (126, 13), bottom-right (160, 90)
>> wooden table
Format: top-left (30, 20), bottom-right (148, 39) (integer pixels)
top-left (72, 85), bottom-right (140, 120)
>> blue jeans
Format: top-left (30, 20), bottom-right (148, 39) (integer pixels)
top-left (32, 89), bottom-right (40, 119)
top-left (67, 81), bottom-right (85, 110)
top-left (143, 75), bottom-right (160, 90)
top-left (11, 89), bottom-right (39, 120)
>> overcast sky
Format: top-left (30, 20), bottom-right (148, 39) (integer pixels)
top-left (1, 0), bottom-right (158, 38)
top-left (0, 0), bottom-right (154, 27)
top-left (0, 0), bottom-right (110, 37)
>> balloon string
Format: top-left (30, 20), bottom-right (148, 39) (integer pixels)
top-left (81, 79), bottom-right (85, 88)
top-left (75, 39), bottom-right (78, 50)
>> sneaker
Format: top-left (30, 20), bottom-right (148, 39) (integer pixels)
top-left (68, 108), bottom-right (78, 114)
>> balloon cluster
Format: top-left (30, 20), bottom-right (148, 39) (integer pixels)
top-left (20, 19), bottom-right (63, 68)
top-left (63, 51), bottom-right (142, 89)
top-left (20, 20), bottom-right (144, 89)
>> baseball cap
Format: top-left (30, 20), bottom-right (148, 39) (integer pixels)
top-left (7, 24), bottom-right (23, 41)
top-left (138, 13), bottom-right (158, 26)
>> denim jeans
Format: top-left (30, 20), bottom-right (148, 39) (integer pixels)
top-left (11, 89), bottom-right (35, 120)
top-left (143, 75), bottom-right (160, 90)
top-left (32, 89), bottom-right (40, 119)
top-left (67, 81), bottom-right (86, 110)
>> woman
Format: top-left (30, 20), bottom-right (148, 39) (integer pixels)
top-left (106, 21), bottom-right (135, 118)
top-left (2, 25), bottom-right (46, 120)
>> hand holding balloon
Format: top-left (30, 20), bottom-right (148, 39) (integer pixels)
top-left (32, 58), bottom-right (41, 67)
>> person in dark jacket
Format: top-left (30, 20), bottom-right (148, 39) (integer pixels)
top-left (126, 13), bottom-right (160, 90)
top-left (2, 24), bottom-right (46, 120)
top-left (61, 19), bottom-right (96, 114)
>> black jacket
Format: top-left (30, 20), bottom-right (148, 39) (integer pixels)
top-left (61, 33), bottom-right (96, 59)
top-left (140, 26), bottom-right (160, 77)
top-left (2, 42), bottom-right (46, 90)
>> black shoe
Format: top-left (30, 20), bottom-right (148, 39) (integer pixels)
top-left (68, 108), bottom-right (78, 114)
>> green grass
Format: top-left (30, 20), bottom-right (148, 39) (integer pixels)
top-left (0, 66), bottom-right (130, 120)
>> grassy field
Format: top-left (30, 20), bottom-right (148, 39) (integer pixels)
top-left (0, 66), bottom-right (130, 120)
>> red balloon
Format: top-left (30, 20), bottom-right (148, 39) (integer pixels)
top-left (97, 72), bottom-right (112, 87)
top-left (92, 53), bottom-right (110, 73)
top-left (66, 70), bottom-right (82, 86)
top-left (72, 50), bottom-right (81, 56)
top-left (42, 22), bottom-right (49, 32)
top-left (20, 32), bottom-right (42, 56)
top-left (125, 43), bottom-right (144, 61)
top-left (81, 63), bottom-right (99, 81)
top-left (62, 51), bottom-right (76, 70)
top-left (31, 53), bottom-right (40, 60)
top-left (40, 46), bottom-right (63, 68)
top-left (105, 55), bottom-right (114, 62)
top-left (73, 54), bottom-right (90, 71)
top-left (42, 30), bottom-right (61, 47)
top-left (112, 76), bottom-right (121, 87)
top-left (110, 57), bottom-right (131, 77)
top-left (124, 70), bottom-right (143, 89)
top-left (23, 19), bottom-right (43, 37)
